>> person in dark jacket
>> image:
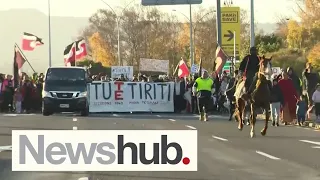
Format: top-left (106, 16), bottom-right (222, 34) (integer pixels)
top-left (270, 78), bottom-right (284, 127)
top-left (238, 47), bottom-right (260, 94)
top-left (303, 63), bottom-right (320, 106)
top-left (226, 70), bottom-right (238, 121)
top-left (287, 67), bottom-right (302, 96)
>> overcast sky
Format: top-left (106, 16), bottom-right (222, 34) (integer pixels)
top-left (1, 0), bottom-right (298, 23)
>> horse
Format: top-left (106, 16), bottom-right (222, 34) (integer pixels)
top-left (234, 55), bottom-right (273, 138)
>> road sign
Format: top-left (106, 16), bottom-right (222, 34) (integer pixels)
top-left (222, 61), bottom-right (231, 73)
top-left (142, 0), bottom-right (202, 6)
top-left (221, 7), bottom-right (240, 61)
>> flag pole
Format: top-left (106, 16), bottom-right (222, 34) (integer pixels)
top-left (74, 41), bottom-right (77, 66)
top-left (15, 43), bottom-right (36, 73)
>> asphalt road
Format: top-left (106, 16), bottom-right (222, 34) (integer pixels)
top-left (0, 113), bottom-right (319, 180)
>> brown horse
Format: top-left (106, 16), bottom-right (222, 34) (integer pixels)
top-left (234, 56), bottom-right (272, 138)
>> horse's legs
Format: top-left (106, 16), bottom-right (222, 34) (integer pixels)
top-left (236, 99), bottom-right (244, 131)
top-left (250, 103), bottom-right (256, 138)
top-left (261, 105), bottom-right (269, 136)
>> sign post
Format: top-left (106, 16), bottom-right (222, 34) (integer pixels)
top-left (221, 7), bottom-right (241, 61)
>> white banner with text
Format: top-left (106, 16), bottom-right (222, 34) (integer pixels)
top-left (89, 82), bottom-right (174, 112)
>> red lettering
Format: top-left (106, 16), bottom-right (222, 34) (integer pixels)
top-left (115, 91), bottom-right (123, 100)
top-left (114, 82), bottom-right (124, 100)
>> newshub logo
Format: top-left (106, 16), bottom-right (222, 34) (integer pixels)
top-left (12, 130), bottom-right (197, 171)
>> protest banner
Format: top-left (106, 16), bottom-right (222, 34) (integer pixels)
top-left (139, 58), bottom-right (169, 73)
top-left (89, 81), bottom-right (174, 112)
top-left (111, 66), bottom-right (133, 79)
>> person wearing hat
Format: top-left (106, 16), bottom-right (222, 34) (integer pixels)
top-left (238, 47), bottom-right (261, 95)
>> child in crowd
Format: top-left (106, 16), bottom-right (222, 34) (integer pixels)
top-left (296, 95), bottom-right (307, 126)
top-left (13, 88), bottom-right (23, 113)
top-left (312, 84), bottom-right (320, 123)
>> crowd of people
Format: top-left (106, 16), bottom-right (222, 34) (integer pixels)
top-left (0, 62), bottom-right (319, 127)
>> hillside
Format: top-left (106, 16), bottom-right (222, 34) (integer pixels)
top-left (0, 9), bottom-right (276, 75)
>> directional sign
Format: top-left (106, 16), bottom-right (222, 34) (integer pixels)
top-left (142, 0), bottom-right (202, 6)
top-left (221, 7), bottom-right (241, 61)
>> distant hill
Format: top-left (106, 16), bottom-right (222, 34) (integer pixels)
top-left (0, 9), bottom-right (88, 74)
top-left (0, 9), bottom-right (277, 74)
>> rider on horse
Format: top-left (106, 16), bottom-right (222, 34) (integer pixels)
top-left (238, 47), bottom-right (261, 95)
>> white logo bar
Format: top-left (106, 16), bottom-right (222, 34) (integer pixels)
top-left (12, 130), bottom-right (197, 171)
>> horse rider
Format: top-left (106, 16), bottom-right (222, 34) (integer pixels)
top-left (192, 71), bottom-right (214, 121)
top-left (238, 46), bottom-right (261, 95)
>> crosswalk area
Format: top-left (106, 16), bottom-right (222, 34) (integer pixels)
top-left (0, 113), bottom-right (230, 120)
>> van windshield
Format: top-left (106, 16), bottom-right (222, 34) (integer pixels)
top-left (45, 68), bottom-right (86, 81)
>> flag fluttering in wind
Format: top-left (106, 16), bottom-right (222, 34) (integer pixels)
top-left (64, 42), bottom-right (76, 66)
top-left (197, 56), bottom-right (203, 75)
top-left (64, 39), bottom-right (87, 66)
top-left (214, 45), bottom-right (228, 74)
top-left (174, 57), bottom-right (190, 78)
top-left (21, 32), bottom-right (44, 51)
top-left (13, 45), bottom-right (26, 88)
top-left (75, 39), bottom-right (87, 59)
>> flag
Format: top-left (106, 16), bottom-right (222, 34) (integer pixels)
top-left (214, 45), bottom-right (228, 74)
top-left (197, 56), bottom-right (203, 75)
top-left (177, 58), bottom-right (190, 78)
top-left (13, 45), bottom-right (26, 88)
top-left (75, 39), bottom-right (87, 59)
top-left (64, 42), bottom-right (76, 66)
top-left (21, 32), bottom-right (44, 51)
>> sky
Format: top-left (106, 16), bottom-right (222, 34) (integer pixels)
top-left (1, 0), bottom-right (299, 23)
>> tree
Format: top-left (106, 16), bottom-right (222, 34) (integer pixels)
top-left (88, 32), bottom-right (116, 67)
top-left (287, 20), bottom-right (303, 48)
top-left (255, 34), bottom-right (282, 54)
top-left (307, 42), bottom-right (320, 69)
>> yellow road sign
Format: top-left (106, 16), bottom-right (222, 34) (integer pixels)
top-left (221, 7), bottom-right (240, 60)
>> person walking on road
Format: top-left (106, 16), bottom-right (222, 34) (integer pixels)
top-left (193, 71), bottom-right (214, 121)
top-left (296, 95), bottom-right (307, 126)
top-left (270, 78), bottom-right (284, 127)
top-left (312, 84), bottom-right (320, 123)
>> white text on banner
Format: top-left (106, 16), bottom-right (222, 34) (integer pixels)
top-left (89, 82), bottom-right (174, 112)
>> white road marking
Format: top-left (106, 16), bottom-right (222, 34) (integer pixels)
top-left (0, 145), bottom-right (12, 152)
top-left (112, 114), bottom-right (119, 117)
top-left (300, 140), bottom-right (320, 146)
top-left (156, 115), bottom-right (161, 117)
top-left (168, 119), bottom-right (176, 122)
top-left (212, 135), bottom-right (228, 142)
top-left (78, 177), bottom-right (89, 180)
top-left (311, 146), bottom-right (320, 149)
top-left (73, 126), bottom-right (78, 130)
top-left (3, 114), bottom-right (17, 117)
top-left (73, 118), bottom-right (77, 122)
top-left (185, 125), bottom-right (196, 130)
top-left (255, 151), bottom-right (280, 160)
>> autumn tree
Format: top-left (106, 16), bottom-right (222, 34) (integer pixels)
top-left (88, 32), bottom-right (116, 66)
top-left (307, 42), bottom-right (320, 69)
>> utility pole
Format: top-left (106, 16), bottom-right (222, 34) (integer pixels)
top-left (250, 0), bottom-right (255, 47)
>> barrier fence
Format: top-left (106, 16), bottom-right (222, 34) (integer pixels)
top-left (88, 81), bottom-right (175, 112)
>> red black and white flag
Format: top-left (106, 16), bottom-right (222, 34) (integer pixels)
top-left (13, 45), bottom-right (26, 88)
top-left (75, 39), bottom-right (87, 59)
top-left (174, 57), bottom-right (190, 78)
top-left (63, 39), bottom-right (87, 66)
top-left (214, 45), bottom-right (228, 74)
top-left (64, 42), bottom-right (76, 66)
top-left (21, 32), bottom-right (44, 51)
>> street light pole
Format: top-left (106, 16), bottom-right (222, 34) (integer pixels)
top-left (216, 0), bottom-right (222, 45)
top-left (189, 4), bottom-right (194, 66)
top-left (100, 0), bottom-right (136, 66)
top-left (250, 0), bottom-right (255, 47)
top-left (48, 0), bottom-right (52, 67)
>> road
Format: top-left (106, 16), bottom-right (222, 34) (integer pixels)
top-left (0, 113), bottom-right (319, 180)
